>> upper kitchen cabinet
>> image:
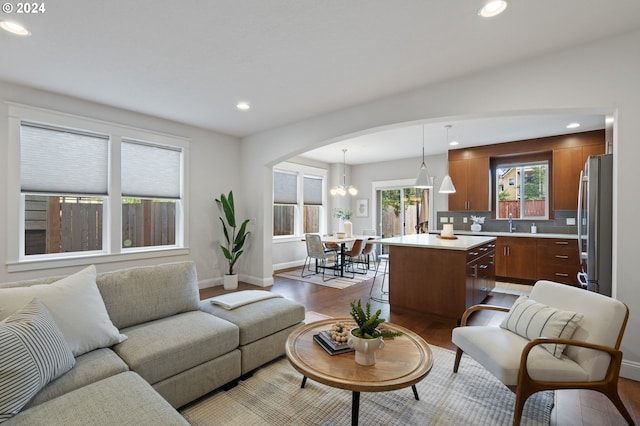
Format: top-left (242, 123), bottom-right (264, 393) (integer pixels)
top-left (553, 141), bottom-right (606, 210)
top-left (448, 152), bottom-right (490, 211)
top-left (446, 130), bottom-right (606, 214)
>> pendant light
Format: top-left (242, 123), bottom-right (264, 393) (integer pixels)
top-left (330, 149), bottom-right (358, 196)
top-left (439, 124), bottom-right (457, 193)
top-left (415, 125), bottom-right (433, 188)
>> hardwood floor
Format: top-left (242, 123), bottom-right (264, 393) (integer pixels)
top-left (200, 274), bottom-right (639, 425)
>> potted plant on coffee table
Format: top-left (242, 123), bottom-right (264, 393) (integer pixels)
top-left (215, 191), bottom-right (250, 290)
top-left (348, 299), bottom-right (403, 365)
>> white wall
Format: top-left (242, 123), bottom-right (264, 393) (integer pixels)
top-left (242, 30), bottom-right (640, 379)
top-left (0, 81), bottom-right (241, 287)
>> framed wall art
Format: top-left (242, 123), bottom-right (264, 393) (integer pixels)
top-left (356, 199), bottom-right (368, 217)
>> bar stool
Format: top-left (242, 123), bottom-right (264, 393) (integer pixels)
top-left (369, 254), bottom-right (389, 303)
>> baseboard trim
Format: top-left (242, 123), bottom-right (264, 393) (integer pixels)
top-left (273, 259), bottom-right (305, 271)
top-left (621, 358), bottom-right (640, 381)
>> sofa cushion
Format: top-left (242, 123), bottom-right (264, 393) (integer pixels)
top-left (2, 372), bottom-right (189, 426)
top-left (0, 265), bottom-right (127, 356)
top-left (26, 348), bottom-right (129, 409)
top-left (200, 295), bottom-right (305, 345)
top-left (113, 311), bottom-right (239, 384)
top-left (452, 325), bottom-right (589, 386)
top-left (0, 299), bottom-right (75, 423)
top-left (500, 295), bottom-right (583, 358)
top-left (96, 261), bottom-right (200, 329)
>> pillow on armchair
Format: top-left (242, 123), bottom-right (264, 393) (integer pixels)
top-left (500, 295), bottom-right (583, 358)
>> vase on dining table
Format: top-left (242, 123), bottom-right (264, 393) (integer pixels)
top-left (344, 220), bottom-right (353, 238)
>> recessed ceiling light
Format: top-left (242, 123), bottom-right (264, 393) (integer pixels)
top-left (236, 102), bottom-right (250, 111)
top-left (449, 141), bottom-right (459, 146)
top-left (0, 20), bottom-right (31, 36)
top-left (478, 1), bottom-right (508, 18)
top-left (566, 122), bottom-right (581, 129)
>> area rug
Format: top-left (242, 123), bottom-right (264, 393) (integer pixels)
top-left (180, 346), bottom-right (553, 426)
top-left (275, 266), bottom-right (378, 289)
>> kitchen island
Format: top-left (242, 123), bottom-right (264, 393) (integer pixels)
top-left (377, 234), bottom-right (497, 320)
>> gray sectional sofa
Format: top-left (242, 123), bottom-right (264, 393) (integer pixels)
top-left (0, 261), bottom-right (305, 425)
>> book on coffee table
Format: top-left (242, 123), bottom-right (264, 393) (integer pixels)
top-left (313, 331), bottom-right (354, 355)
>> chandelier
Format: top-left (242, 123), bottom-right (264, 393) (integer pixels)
top-left (330, 149), bottom-right (358, 196)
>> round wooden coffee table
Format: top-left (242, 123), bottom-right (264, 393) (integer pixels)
top-left (285, 318), bottom-right (433, 426)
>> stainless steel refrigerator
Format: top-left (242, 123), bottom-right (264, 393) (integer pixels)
top-left (577, 154), bottom-right (613, 296)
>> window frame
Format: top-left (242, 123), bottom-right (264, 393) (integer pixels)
top-left (272, 162), bottom-right (327, 242)
top-left (7, 104), bottom-right (190, 272)
top-left (495, 160), bottom-right (549, 221)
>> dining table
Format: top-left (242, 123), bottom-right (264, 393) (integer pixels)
top-left (319, 234), bottom-right (374, 277)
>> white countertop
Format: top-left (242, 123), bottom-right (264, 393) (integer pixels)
top-left (447, 231), bottom-right (578, 239)
top-left (376, 234), bottom-right (496, 251)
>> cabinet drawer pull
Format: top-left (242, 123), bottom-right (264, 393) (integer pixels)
top-left (555, 273), bottom-right (569, 277)
top-left (479, 247), bottom-right (488, 251)
top-left (555, 241), bottom-right (569, 245)
top-left (555, 255), bottom-right (569, 259)
top-left (469, 251), bottom-right (478, 256)
top-left (479, 264), bottom-right (489, 269)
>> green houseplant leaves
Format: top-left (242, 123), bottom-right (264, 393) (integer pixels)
top-left (215, 191), bottom-right (250, 275)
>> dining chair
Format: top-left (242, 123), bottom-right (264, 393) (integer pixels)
top-left (301, 234), bottom-right (339, 282)
top-left (452, 280), bottom-right (633, 425)
top-left (360, 237), bottom-right (377, 270)
top-left (343, 238), bottom-right (367, 276)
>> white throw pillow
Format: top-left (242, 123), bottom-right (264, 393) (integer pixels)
top-left (500, 295), bottom-right (583, 358)
top-left (0, 265), bottom-right (127, 356)
top-left (0, 298), bottom-right (76, 422)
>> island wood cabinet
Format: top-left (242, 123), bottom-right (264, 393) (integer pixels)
top-left (467, 241), bottom-right (496, 306)
top-left (495, 236), bottom-right (537, 281)
top-left (536, 238), bottom-right (581, 286)
top-left (388, 240), bottom-right (496, 320)
top-left (448, 156), bottom-right (490, 211)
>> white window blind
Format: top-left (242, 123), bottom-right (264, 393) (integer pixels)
top-left (121, 140), bottom-right (182, 199)
top-left (20, 122), bottom-right (109, 195)
top-left (303, 176), bottom-right (323, 205)
top-left (274, 171), bottom-right (298, 204)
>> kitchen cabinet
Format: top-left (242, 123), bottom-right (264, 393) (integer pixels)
top-left (536, 238), bottom-right (581, 286)
top-left (466, 241), bottom-right (496, 305)
top-left (553, 144), bottom-right (605, 211)
top-left (383, 235), bottom-right (496, 320)
top-left (448, 156), bottom-right (490, 211)
top-left (495, 236), bottom-right (537, 281)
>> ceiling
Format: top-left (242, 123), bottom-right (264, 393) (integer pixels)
top-left (1, 1), bottom-right (639, 162)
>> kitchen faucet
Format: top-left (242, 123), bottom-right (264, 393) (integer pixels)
top-left (508, 213), bottom-right (515, 232)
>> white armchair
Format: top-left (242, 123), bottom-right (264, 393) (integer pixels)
top-left (452, 280), bottom-right (633, 425)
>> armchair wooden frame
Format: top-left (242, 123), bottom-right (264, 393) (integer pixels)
top-left (453, 303), bottom-right (634, 426)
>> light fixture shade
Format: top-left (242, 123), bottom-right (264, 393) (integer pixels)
top-left (439, 174), bottom-right (456, 193)
top-left (415, 163), bottom-right (433, 188)
top-left (330, 149), bottom-right (357, 196)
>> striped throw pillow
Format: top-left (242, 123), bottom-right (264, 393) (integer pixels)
top-left (500, 295), bottom-right (583, 358)
top-left (0, 298), bottom-right (75, 423)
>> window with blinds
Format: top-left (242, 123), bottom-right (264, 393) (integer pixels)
top-left (121, 140), bottom-right (182, 249)
top-left (18, 119), bottom-right (185, 258)
top-left (273, 170), bottom-right (297, 236)
top-left (303, 176), bottom-right (322, 233)
top-left (20, 123), bottom-right (109, 255)
top-left (273, 166), bottom-right (326, 238)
